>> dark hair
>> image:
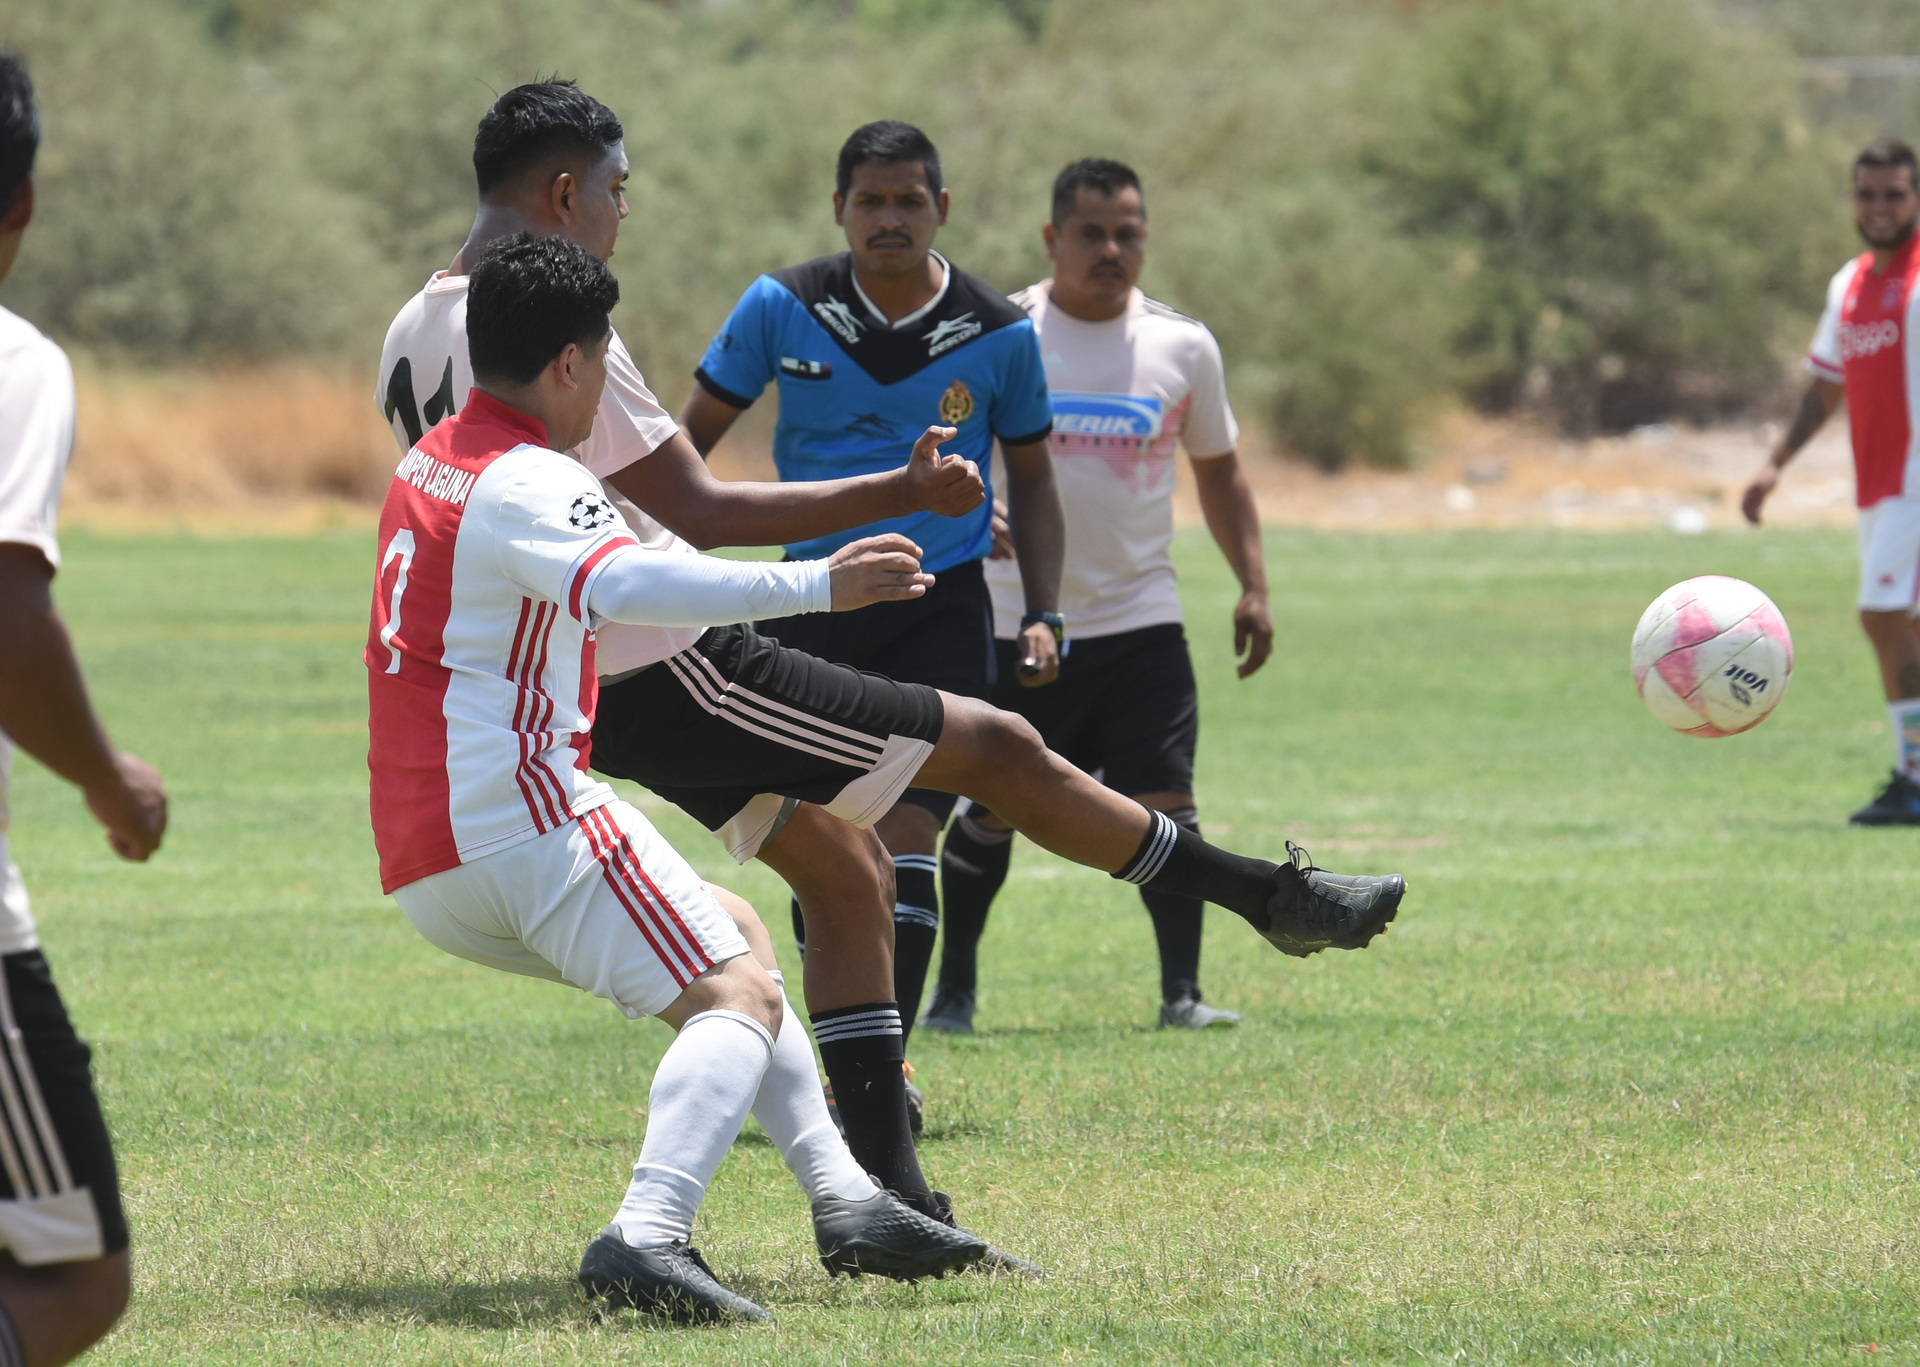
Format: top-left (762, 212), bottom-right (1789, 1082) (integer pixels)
top-left (467, 233), bottom-right (620, 386)
top-left (1854, 138), bottom-right (1919, 189)
top-left (835, 120), bottom-right (942, 199)
top-left (472, 80), bottom-right (623, 198)
top-left (1051, 158), bottom-right (1144, 227)
top-left (0, 52), bottom-right (40, 205)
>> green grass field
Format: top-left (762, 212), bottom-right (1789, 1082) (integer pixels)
top-left (12, 526), bottom-right (1919, 1364)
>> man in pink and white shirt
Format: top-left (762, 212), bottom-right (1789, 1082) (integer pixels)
top-left (1744, 138), bottom-right (1920, 824)
top-left (370, 235), bottom-right (988, 1322)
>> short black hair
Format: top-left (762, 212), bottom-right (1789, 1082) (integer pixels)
top-left (472, 80), bottom-right (623, 199)
top-left (1855, 138), bottom-right (1919, 190)
top-left (467, 233), bottom-right (620, 386)
top-left (0, 52), bottom-right (40, 205)
top-left (835, 120), bottom-right (943, 200)
top-left (1051, 158), bottom-right (1143, 227)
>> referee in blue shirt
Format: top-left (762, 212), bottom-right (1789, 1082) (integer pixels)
top-left (680, 121), bottom-right (1065, 1095)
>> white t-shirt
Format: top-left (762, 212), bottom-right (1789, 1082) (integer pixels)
top-left (0, 306), bottom-right (78, 955)
top-left (985, 282), bottom-right (1239, 640)
top-left (377, 270), bottom-right (701, 675)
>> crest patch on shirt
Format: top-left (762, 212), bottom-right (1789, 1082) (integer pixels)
top-left (938, 378), bottom-right (975, 425)
top-left (568, 493), bottom-right (617, 530)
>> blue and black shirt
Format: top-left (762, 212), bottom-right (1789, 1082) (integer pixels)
top-left (695, 251), bottom-right (1053, 574)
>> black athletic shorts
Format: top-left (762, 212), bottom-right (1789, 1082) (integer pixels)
top-left (988, 622), bottom-right (1199, 799)
top-left (0, 951), bottom-right (127, 1265)
top-left (756, 558), bottom-right (994, 822)
top-left (591, 623), bottom-right (947, 861)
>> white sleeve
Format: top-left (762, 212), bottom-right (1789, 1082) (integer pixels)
top-left (1806, 262), bottom-right (1852, 382)
top-left (587, 548), bottom-right (832, 628)
top-left (0, 336), bottom-right (76, 571)
top-left (1181, 326), bottom-right (1240, 460)
top-left (492, 462), bottom-right (643, 621)
top-left (570, 330), bottom-right (682, 480)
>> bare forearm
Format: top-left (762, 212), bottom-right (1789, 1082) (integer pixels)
top-left (666, 473), bottom-right (914, 551)
top-left (1004, 445), bottom-right (1063, 612)
top-left (1194, 456), bottom-right (1268, 597)
top-left (0, 584), bottom-right (119, 791)
top-left (1769, 380), bottom-right (1843, 470)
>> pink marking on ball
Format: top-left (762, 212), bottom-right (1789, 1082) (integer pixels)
top-left (1749, 602), bottom-right (1794, 672)
top-left (1668, 598), bottom-right (1724, 650)
top-left (1655, 648), bottom-right (1713, 718)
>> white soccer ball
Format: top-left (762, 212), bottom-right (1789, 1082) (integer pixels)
top-left (1630, 576), bottom-right (1794, 738)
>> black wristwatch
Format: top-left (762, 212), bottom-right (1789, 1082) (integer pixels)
top-left (1020, 610), bottom-right (1069, 657)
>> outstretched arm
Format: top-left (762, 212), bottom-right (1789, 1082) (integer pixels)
top-left (1743, 379), bottom-right (1844, 524)
top-left (617, 419), bottom-right (982, 551)
top-left (586, 534), bottom-right (932, 628)
top-left (0, 544), bottom-right (166, 860)
top-left (1191, 452), bottom-right (1273, 678)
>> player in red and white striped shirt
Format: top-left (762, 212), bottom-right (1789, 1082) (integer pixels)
top-left (368, 235), bottom-right (989, 1321)
top-left (1744, 139), bottom-right (1920, 824)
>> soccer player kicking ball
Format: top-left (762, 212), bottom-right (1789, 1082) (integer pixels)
top-left (929, 158), bottom-right (1272, 1036)
top-left (367, 235), bottom-right (989, 1324)
top-left (0, 53), bottom-right (166, 1367)
top-left (1743, 139), bottom-right (1920, 825)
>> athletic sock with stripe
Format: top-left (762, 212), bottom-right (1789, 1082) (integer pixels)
top-left (1139, 808), bottom-right (1206, 1002)
top-left (1114, 808), bottom-right (1276, 927)
top-left (937, 808), bottom-right (1014, 995)
top-left (810, 1001), bottom-right (934, 1214)
top-left (889, 853), bottom-right (940, 1046)
top-left (753, 973), bottom-right (879, 1204)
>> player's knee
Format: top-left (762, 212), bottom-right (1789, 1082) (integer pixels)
top-left (50, 1250), bottom-right (131, 1348)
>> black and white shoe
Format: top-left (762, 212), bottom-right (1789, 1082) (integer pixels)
top-left (813, 1189), bottom-right (988, 1280)
top-left (577, 1228), bottom-right (772, 1324)
top-left (1260, 842), bottom-right (1404, 958)
top-left (923, 1190), bottom-right (1044, 1279)
top-left (920, 984), bottom-right (976, 1034)
top-left (1159, 994), bottom-right (1241, 1029)
top-left (1849, 771), bottom-right (1920, 826)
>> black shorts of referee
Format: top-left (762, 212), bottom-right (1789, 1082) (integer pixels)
top-left (985, 622), bottom-right (1198, 799)
top-left (0, 950), bottom-right (129, 1266)
top-left (589, 621), bottom-right (950, 863)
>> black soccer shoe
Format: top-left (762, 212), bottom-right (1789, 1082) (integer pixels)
top-left (1849, 771), bottom-right (1920, 826)
top-left (1259, 841), bottom-right (1405, 958)
top-left (813, 1189), bottom-right (988, 1280)
top-left (577, 1228), bottom-right (771, 1324)
top-left (920, 984), bottom-right (976, 1034)
top-left (922, 1190), bottom-right (1045, 1279)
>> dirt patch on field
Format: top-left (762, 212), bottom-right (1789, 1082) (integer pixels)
top-left (55, 366), bottom-right (1860, 536)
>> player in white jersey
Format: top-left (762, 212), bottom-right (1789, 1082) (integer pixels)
top-left (930, 159), bottom-right (1274, 1034)
top-left (370, 235), bottom-right (990, 1321)
top-left (0, 53), bottom-right (166, 1367)
top-left (379, 82), bottom-right (987, 1188)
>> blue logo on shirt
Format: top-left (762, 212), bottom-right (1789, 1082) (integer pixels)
top-left (1051, 392), bottom-right (1163, 440)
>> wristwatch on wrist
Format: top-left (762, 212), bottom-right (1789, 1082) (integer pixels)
top-left (1020, 610), bottom-right (1069, 657)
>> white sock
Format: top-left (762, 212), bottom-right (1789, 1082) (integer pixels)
top-left (1891, 699), bottom-right (1920, 780)
top-left (612, 1008), bottom-right (774, 1249)
top-left (754, 972), bottom-right (880, 1204)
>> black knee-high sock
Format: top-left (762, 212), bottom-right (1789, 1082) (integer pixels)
top-left (891, 853), bottom-right (939, 1045)
top-left (811, 1002), bottom-right (934, 1213)
top-left (938, 808), bottom-right (1014, 994)
top-left (790, 894), bottom-right (807, 957)
top-left (1114, 809), bottom-right (1275, 926)
top-left (1140, 807), bottom-right (1205, 1002)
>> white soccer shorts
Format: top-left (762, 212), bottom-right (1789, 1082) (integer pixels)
top-left (392, 800), bottom-right (749, 1020)
top-left (1857, 496), bottom-right (1920, 613)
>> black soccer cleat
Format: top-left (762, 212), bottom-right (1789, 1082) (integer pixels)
top-left (577, 1227), bottom-right (772, 1324)
top-left (920, 983), bottom-right (976, 1034)
top-left (1849, 770), bottom-right (1920, 826)
top-left (813, 1189), bottom-right (988, 1281)
top-left (922, 1189), bottom-right (1045, 1279)
top-left (1259, 841), bottom-right (1405, 958)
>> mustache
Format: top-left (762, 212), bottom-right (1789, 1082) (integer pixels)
top-left (866, 232), bottom-right (913, 248)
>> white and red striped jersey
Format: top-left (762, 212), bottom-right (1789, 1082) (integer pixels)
top-left (378, 271), bottom-right (701, 676)
top-left (1807, 234), bottom-right (1920, 508)
top-left (366, 390), bottom-right (640, 893)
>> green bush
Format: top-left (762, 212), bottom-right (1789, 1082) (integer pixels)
top-left (1361, 0), bottom-right (1854, 432)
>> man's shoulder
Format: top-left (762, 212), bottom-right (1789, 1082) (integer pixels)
top-left (0, 305), bottom-right (71, 381)
top-left (384, 273), bottom-right (466, 349)
top-left (1137, 293), bottom-right (1212, 336)
top-left (766, 253), bottom-right (854, 310)
top-left (943, 263), bottom-right (1033, 333)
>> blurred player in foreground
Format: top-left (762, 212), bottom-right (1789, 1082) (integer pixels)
top-left (0, 52), bottom-right (167, 1366)
top-left (679, 120), bottom-right (1066, 1066)
top-left (928, 159), bottom-right (1272, 1035)
top-left (368, 235), bottom-right (989, 1323)
top-left (1743, 138), bottom-right (1920, 825)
